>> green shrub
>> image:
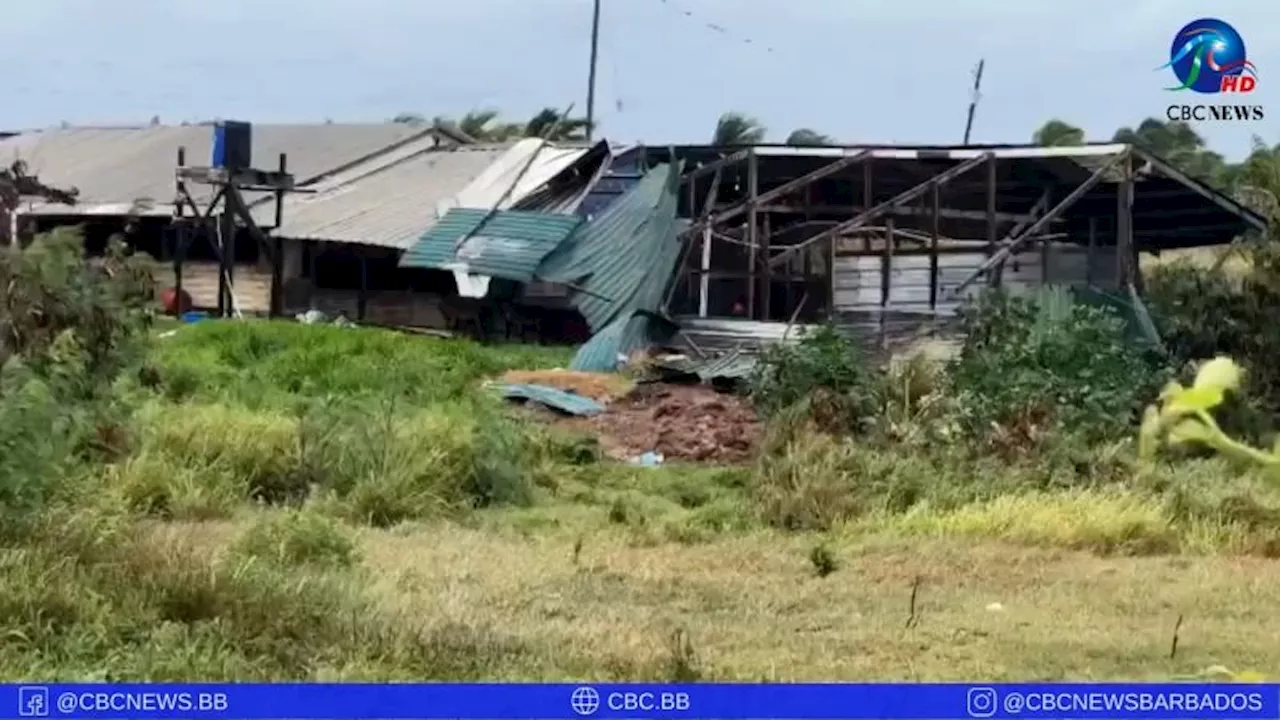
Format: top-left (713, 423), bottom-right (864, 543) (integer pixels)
top-left (232, 510), bottom-right (358, 568)
top-left (1146, 249), bottom-right (1280, 433)
top-left (749, 324), bottom-right (877, 430)
top-left (948, 287), bottom-right (1167, 446)
top-left (0, 229), bottom-right (154, 529)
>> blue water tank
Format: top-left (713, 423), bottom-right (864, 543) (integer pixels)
top-left (211, 121), bottom-right (252, 170)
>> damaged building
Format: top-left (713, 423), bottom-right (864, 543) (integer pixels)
top-left (0, 124), bottom-right (1267, 369)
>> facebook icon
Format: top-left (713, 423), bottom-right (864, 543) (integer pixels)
top-left (18, 687), bottom-right (48, 717)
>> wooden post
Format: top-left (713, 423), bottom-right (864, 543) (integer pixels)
top-left (1085, 216), bottom-right (1097, 286)
top-left (217, 190), bottom-right (237, 317)
top-left (174, 147), bottom-right (186, 313)
top-left (746, 150), bottom-right (759, 319)
top-left (762, 212), bottom-right (772, 321)
top-left (357, 252), bottom-right (368, 322)
top-left (862, 158), bottom-right (873, 253)
top-left (698, 226), bottom-right (712, 317)
top-left (269, 152), bottom-right (287, 318)
top-left (985, 154), bottom-right (997, 258)
top-left (881, 216), bottom-right (894, 308)
top-left (1116, 155), bottom-right (1135, 288)
top-left (929, 181), bottom-right (941, 309)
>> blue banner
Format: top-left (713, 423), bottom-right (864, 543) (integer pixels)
top-left (0, 683), bottom-right (1274, 720)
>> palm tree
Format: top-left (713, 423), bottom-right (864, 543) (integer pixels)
top-left (523, 107), bottom-right (593, 141)
top-left (1032, 119), bottom-right (1085, 146)
top-left (713, 112), bottom-right (767, 145)
top-left (785, 128), bottom-right (835, 146)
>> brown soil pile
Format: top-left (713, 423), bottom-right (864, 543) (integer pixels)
top-left (568, 382), bottom-right (761, 464)
top-left (499, 369), bottom-right (634, 404)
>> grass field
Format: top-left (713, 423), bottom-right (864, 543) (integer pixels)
top-left (6, 319), bottom-right (1280, 681)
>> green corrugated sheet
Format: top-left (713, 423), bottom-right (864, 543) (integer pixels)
top-left (653, 349), bottom-right (759, 383)
top-left (1071, 284), bottom-right (1165, 352)
top-left (535, 161), bottom-right (686, 371)
top-left (399, 208), bottom-right (584, 282)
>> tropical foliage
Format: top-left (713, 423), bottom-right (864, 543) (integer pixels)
top-left (1031, 118), bottom-right (1280, 222)
top-left (391, 107), bottom-right (594, 142)
top-left (1138, 356), bottom-right (1280, 469)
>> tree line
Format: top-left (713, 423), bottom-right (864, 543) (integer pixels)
top-left (394, 108), bottom-right (1277, 222)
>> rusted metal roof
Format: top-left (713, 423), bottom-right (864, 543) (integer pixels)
top-left (0, 124), bottom-right (434, 216)
top-left (272, 141), bottom-right (508, 248)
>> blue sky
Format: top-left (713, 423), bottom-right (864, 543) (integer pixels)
top-left (4, 0), bottom-right (1275, 159)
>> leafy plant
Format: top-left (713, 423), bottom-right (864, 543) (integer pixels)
top-left (949, 288), bottom-right (1167, 447)
top-left (1146, 247), bottom-right (1280, 432)
top-left (749, 324), bottom-right (877, 431)
top-left (1140, 356), bottom-right (1280, 468)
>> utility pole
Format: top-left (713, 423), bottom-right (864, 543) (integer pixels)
top-left (963, 59), bottom-right (985, 145)
top-left (585, 0), bottom-right (602, 142)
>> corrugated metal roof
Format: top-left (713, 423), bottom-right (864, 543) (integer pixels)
top-left (653, 349), bottom-right (758, 382)
top-left (439, 138), bottom-right (589, 216)
top-left (494, 383), bottom-right (605, 416)
top-left (672, 317), bottom-right (818, 353)
top-left (531, 161), bottom-right (686, 371)
top-left (0, 124), bottom-right (431, 215)
top-left (399, 207), bottom-right (583, 281)
top-left (272, 141), bottom-right (508, 247)
top-left (539, 161), bottom-right (684, 331)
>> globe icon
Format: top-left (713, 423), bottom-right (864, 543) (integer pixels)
top-left (570, 686), bottom-right (600, 716)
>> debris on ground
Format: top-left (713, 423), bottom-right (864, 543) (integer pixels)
top-left (555, 382), bottom-right (761, 463)
top-left (630, 450), bottom-right (665, 467)
top-left (498, 369), bottom-right (633, 404)
top-left (495, 383), bottom-right (605, 417)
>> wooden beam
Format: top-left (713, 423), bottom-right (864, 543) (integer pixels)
top-left (768, 152), bottom-right (995, 270)
top-left (952, 150), bottom-right (1129, 295)
top-left (686, 151), bottom-right (872, 236)
top-left (684, 149), bottom-right (750, 183)
top-left (755, 204), bottom-right (1036, 224)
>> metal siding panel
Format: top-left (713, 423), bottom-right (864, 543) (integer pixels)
top-left (399, 208), bottom-right (583, 281)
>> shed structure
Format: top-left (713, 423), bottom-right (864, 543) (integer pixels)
top-left (638, 143), bottom-right (1267, 352)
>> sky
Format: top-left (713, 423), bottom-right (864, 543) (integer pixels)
top-left (3, 0), bottom-right (1276, 160)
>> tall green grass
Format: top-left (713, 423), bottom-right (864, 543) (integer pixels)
top-left (151, 320), bottom-right (572, 407)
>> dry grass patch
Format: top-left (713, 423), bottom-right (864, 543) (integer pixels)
top-left (350, 520), bottom-right (1280, 680)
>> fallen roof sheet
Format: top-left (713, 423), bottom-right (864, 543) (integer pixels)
top-left (271, 141), bottom-right (508, 248)
top-left (399, 207), bottom-right (584, 282)
top-left (0, 123), bottom-right (433, 216)
top-left (652, 349), bottom-right (759, 382)
top-left (494, 383), bottom-right (605, 416)
top-left (533, 160), bottom-right (686, 371)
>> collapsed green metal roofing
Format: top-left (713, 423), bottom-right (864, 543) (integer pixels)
top-left (397, 160), bottom-right (686, 372)
top-left (536, 160), bottom-right (686, 371)
top-left (399, 207), bottom-right (583, 282)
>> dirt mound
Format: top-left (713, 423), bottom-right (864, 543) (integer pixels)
top-left (499, 369), bottom-right (633, 404)
top-left (574, 383), bottom-right (761, 464)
